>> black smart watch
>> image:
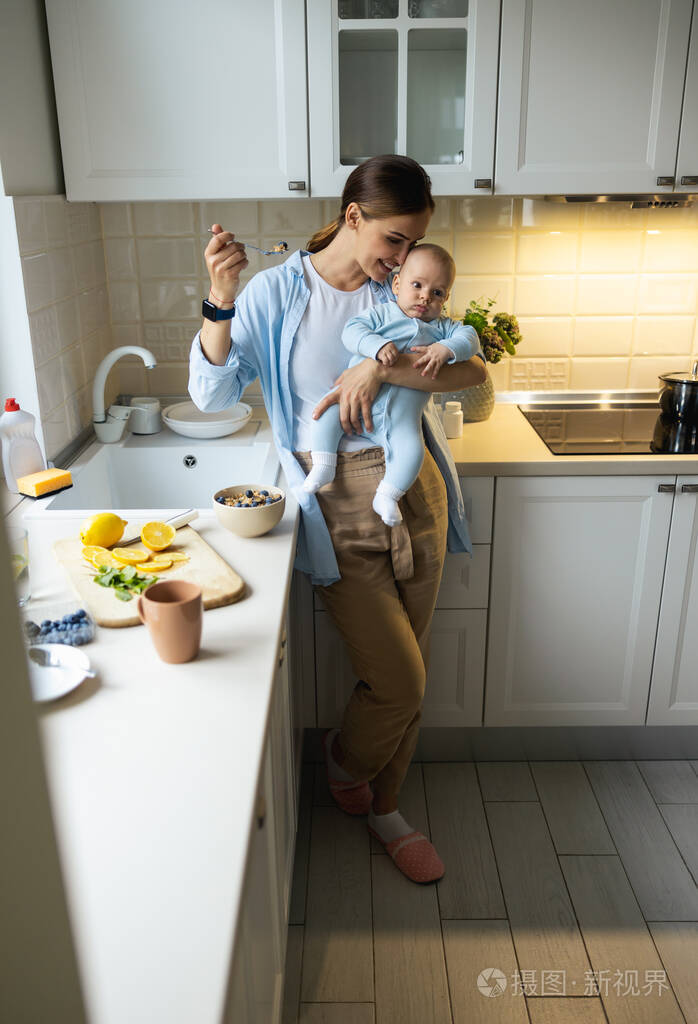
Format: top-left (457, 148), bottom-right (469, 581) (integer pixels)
top-left (202, 298), bottom-right (236, 321)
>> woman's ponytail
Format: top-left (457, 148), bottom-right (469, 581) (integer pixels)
top-left (307, 218), bottom-right (342, 253)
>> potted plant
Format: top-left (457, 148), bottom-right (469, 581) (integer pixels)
top-left (456, 297), bottom-right (523, 422)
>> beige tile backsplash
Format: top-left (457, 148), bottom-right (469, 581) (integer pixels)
top-left (14, 194), bottom-right (698, 461)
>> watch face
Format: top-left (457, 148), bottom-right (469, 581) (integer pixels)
top-left (202, 298), bottom-right (217, 321)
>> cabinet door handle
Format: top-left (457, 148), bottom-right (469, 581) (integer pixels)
top-left (680, 176), bottom-right (698, 186)
top-left (288, 180), bottom-right (306, 191)
top-left (681, 483), bottom-right (698, 492)
top-left (473, 178), bottom-right (492, 189)
top-left (658, 484), bottom-right (676, 492)
top-left (656, 176), bottom-right (675, 187)
top-left (256, 792), bottom-right (266, 829)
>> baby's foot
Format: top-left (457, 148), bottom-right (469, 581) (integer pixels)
top-left (372, 480), bottom-right (406, 526)
top-left (302, 452), bottom-right (337, 493)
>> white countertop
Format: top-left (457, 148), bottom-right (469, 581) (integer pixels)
top-left (7, 441), bottom-right (300, 1024)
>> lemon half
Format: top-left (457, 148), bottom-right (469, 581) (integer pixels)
top-left (140, 522), bottom-right (176, 552)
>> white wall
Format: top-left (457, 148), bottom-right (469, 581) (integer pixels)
top-left (0, 0), bottom-right (64, 196)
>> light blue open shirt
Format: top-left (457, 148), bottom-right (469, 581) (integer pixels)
top-left (188, 249), bottom-right (486, 587)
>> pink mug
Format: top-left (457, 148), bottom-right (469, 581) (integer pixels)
top-left (137, 580), bottom-right (203, 663)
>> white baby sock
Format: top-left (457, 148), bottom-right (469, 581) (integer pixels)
top-left (303, 452), bottom-right (338, 493)
top-left (325, 728), bottom-right (356, 783)
top-left (368, 803), bottom-right (414, 844)
top-left (372, 479), bottom-right (405, 527)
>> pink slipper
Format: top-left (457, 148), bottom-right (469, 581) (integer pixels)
top-left (368, 826), bottom-right (446, 883)
top-left (322, 729), bottom-right (373, 816)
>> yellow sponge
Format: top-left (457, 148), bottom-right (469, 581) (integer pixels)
top-left (16, 467), bottom-right (73, 498)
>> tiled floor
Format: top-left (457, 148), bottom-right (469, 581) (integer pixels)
top-left (281, 758), bottom-right (698, 1024)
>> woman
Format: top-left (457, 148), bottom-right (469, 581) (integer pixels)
top-left (188, 155), bottom-right (486, 884)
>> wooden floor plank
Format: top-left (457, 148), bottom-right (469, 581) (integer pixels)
top-left (290, 764), bottom-right (315, 926)
top-left (371, 852), bottom-right (452, 1024)
top-left (281, 925), bottom-right (304, 1024)
top-left (485, 801), bottom-right (591, 990)
top-left (477, 762), bottom-right (537, 801)
top-left (442, 919), bottom-right (529, 1023)
top-left (526, 997), bottom-right (611, 1023)
top-left (298, 1004), bottom-right (375, 1024)
top-left (423, 764), bottom-right (506, 919)
top-left (584, 761), bottom-right (698, 920)
top-left (658, 804), bottom-right (698, 883)
top-left (636, 761), bottom-right (698, 803)
top-left (648, 922), bottom-right (698, 1024)
top-left (531, 762), bottom-right (616, 855)
top-left (369, 762), bottom-right (430, 855)
top-left (560, 854), bottom-right (685, 1023)
top-left (301, 806), bottom-right (373, 1003)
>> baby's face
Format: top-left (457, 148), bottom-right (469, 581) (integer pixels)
top-left (391, 251), bottom-right (452, 322)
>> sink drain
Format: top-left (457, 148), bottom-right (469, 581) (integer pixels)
top-left (183, 455), bottom-right (197, 468)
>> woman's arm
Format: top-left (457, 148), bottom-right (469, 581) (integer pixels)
top-left (311, 352), bottom-right (487, 435)
top-left (199, 224), bottom-right (248, 365)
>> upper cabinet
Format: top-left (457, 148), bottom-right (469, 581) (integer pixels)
top-left (306, 0), bottom-right (500, 196)
top-left (495, 0), bottom-right (695, 195)
top-left (676, 3), bottom-right (698, 191)
top-left (44, 0), bottom-right (309, 201)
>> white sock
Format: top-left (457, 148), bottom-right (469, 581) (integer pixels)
top-left (372, 479), bottom-right (405, 527)
top-left (325, 728), bottom-right (355, 783)
top-left (303, 451), bottom-right (337, 493)
top-left (368, 803), bottom-right (414, 843)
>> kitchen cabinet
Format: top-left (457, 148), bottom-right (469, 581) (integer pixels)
top-left (647, 476), bottom-right (698, 723)
top-left (44, 0), bottom-right (309, 201)
top-left (676, 6), bottom-right (698, 191)
top-left (306, 0), bottom-right (500, 196)
top-left (312, 476), bottom-right (493, 727)
top-left (485, 476), bottom-right (676, 726)
top-left (495, 0), bottom-right (695, 195)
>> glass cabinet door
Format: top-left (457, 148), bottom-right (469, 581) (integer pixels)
top-left (308, 0), bottom-right (499, 195)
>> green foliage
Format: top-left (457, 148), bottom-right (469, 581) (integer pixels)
top-left (462, 297), bottom-right (522, 364)
top-left (93, 565), bottom-right (158, 601)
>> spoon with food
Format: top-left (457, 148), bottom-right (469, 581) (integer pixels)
top-left (207, 229), bottom-right (288, 256)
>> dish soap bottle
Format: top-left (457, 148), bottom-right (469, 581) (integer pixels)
top-left (0, 398), bottom-right (46, 492)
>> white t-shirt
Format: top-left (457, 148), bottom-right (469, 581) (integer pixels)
top-left (290, 254), bottom-right (380, 452)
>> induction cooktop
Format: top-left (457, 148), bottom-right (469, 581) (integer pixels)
top-left (514, 392), bottom-right (698, 455)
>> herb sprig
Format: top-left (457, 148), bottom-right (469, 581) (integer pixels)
top-left (92, 564), bottom-right (158, 602)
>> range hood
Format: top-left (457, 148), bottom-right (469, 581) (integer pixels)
top-left (544, 194), bottom-right (696, 208)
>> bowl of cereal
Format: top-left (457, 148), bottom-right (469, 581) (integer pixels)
top-left (212, 484), bottom-right (286, 538)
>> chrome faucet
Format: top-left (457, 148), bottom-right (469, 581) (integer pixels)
top-left (92, 346), bottom-right (157, 443)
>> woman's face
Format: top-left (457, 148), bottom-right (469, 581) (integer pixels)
top-left (346, 203), bottom-right (432, 283)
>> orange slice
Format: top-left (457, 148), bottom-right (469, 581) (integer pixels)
top-left (112, 547), bottom-right (150, 565)
top-left (140, 521), bottom-right (176, 552)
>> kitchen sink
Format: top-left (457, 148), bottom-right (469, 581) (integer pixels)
top-left (23, 437), bottom-right (280, 513)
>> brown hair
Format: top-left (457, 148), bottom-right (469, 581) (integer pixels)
top-left (306, 155), bottom-right (435, 253)
top-left (400, 243), bottom-right (456, 288)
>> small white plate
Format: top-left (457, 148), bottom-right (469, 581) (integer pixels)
top-left (27, 644), bottom-right (93, 703)
top-left (162, 401), bottom-right (252, 439)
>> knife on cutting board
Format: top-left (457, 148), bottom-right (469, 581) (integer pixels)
top-left (118, 509), bottom-right (199, 546)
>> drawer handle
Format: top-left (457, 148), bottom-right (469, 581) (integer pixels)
top-left (473, 178), bottom-right (492, 189)
top-left (656, 175), bottom-right (675, 186)
top-left (288, 180), bottom-right (306, 191)
top-left (680, 175), bottom-right (698, 186)
top-left (658, 484), bottom-right (676, 493)
top-left (681, 483), bottom-right (698, 493)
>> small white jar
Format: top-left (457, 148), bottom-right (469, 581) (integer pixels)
top-left (442, 400), bottom-right (463, 439)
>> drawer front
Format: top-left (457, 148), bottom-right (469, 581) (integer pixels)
top-left (460, 476), bottom-right (494, 544)
top-left (436, 545), bottom-right (490, 609)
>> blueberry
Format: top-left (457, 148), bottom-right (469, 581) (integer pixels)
top-left (251, 500), bottom-right (258, 507)
top-left (216, 495), bottom-right (226, 504)
top-left (41, 619), bottom-right (52, 628)
top-left (77, 609), bottom-right (88, 620)
top-left (260, 489), bottom-right (269, 496)
top-left (265, 497), bottom-right (272, 505)
top-left (245, 489), bottom-right (253, 497)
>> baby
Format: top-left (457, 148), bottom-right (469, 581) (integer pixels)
top-left (302, 243), bottom-right (479, 527)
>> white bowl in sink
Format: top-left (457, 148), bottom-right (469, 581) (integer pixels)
top-left (162, 401), bottom-right (252, 439)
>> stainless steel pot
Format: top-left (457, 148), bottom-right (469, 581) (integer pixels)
top-left (658, 360), bottom-right (698, 423)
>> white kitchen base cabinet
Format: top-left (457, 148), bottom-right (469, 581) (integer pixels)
top-left (45, 0), bottom-right (309, 200)
top-left (485, 476), bottom-right (676, 726)
top-left (647, 477), bottom-right (698, 724)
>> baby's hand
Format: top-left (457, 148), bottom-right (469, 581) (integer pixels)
top-left (410, 342), bottom-right (451, 380)
top-left (376, 341), bottom-right (399, 366)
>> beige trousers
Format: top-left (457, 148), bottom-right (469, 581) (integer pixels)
top-left (294, 446), bottom-right (448, 802)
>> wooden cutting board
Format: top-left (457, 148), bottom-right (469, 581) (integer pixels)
top-left (53, 525), bottom-right (245, 627)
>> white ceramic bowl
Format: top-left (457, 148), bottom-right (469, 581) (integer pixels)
top-left (212, 484), bottom-right (286, 538)
top-left (162, 401), bottom-right (252, 439)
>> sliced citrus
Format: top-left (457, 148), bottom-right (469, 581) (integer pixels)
top-left (112, 547), bottom-right (150, 565)
top-left (140, 521), bottom-right (176, 552)
top-left (89, 551), bottom-right (123, 570)
top-left (135, 558), bottom-right (172, 572)
top-left (165, 551), bottom-right (189, 564)
top-left (82, 545), bottom-right (111, 563)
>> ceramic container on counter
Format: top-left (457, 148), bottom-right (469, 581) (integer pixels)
top-left (212, 484), bottom-right (286, 538)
